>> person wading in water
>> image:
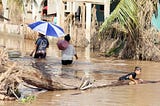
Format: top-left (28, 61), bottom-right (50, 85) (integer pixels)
top-left (61, 34), bottom-right (78, 65)
top-left (30, 33), bottom-right (49, 59)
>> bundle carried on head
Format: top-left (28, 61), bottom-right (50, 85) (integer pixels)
top-left (57, 34), bottom-right (70, 50)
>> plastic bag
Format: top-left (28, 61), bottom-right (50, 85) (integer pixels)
top-left (57, 40), bottom-right (69, 50)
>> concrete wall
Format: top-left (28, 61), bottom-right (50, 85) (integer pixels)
top-left (0, 23), bottom-right (23, 36)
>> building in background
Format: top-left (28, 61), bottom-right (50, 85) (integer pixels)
top-left (152, 3), bottom-right (160, 31)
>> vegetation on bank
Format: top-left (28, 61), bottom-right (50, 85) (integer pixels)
top-left (99, 0), bottom-right (160, 61)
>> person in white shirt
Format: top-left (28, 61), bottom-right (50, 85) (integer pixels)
top-left (61, 34), bottom-right (78, 65)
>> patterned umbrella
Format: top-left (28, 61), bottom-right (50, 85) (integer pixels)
top-left (28, 21), bottom-right (65, 37)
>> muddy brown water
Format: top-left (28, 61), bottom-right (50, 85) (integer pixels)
top-left (0, 34), bottom-right (160, 106)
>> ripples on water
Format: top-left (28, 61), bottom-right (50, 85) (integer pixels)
top-left (1, 34), bottom-right (160, 106)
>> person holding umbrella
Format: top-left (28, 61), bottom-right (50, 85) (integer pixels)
top-left (31, 33), bottom-right (49, 59)
top-left (61, 34), bottom-right (78, 65)
top-left (28, 20), bottom-right (65, 58)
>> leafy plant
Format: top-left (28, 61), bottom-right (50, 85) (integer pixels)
top-left (100, 0), bottom-right (138, 38)
top-left (99, 0), bottom-right (160, 61)
top-left (19, 95), bottom-right (36, 103)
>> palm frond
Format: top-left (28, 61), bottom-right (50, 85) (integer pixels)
top-left (99, 0), bottom-right (138, 35)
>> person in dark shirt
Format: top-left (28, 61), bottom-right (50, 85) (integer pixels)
top-left (118, 66), bottom-right (143, 85)
top-left (33, 33), bottom-right (49, 59)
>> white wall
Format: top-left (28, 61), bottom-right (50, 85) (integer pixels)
top-left (48, 0), bottom-right (57, 14)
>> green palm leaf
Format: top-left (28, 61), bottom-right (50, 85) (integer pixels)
top-left (99, 0), bottom-right (138, 35)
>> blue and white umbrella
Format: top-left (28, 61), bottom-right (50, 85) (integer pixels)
top-left (28, 21), bottom-right (65, 37)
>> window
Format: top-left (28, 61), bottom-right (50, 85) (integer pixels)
top-left (99, 5), bottom-right (104, 11)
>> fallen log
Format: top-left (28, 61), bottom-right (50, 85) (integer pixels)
top-left (20, 66), bottom-right (80, 90)
top-left (20, 64), bottom-right (160, 91)
top-left (80, 79), bottom-right (160, 90)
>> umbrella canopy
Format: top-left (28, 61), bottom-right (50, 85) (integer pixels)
top-left (28, 21), bottom-right (65, 37)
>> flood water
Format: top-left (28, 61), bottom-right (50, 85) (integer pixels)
top-left (1, 33), bottom-right (160, 106)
